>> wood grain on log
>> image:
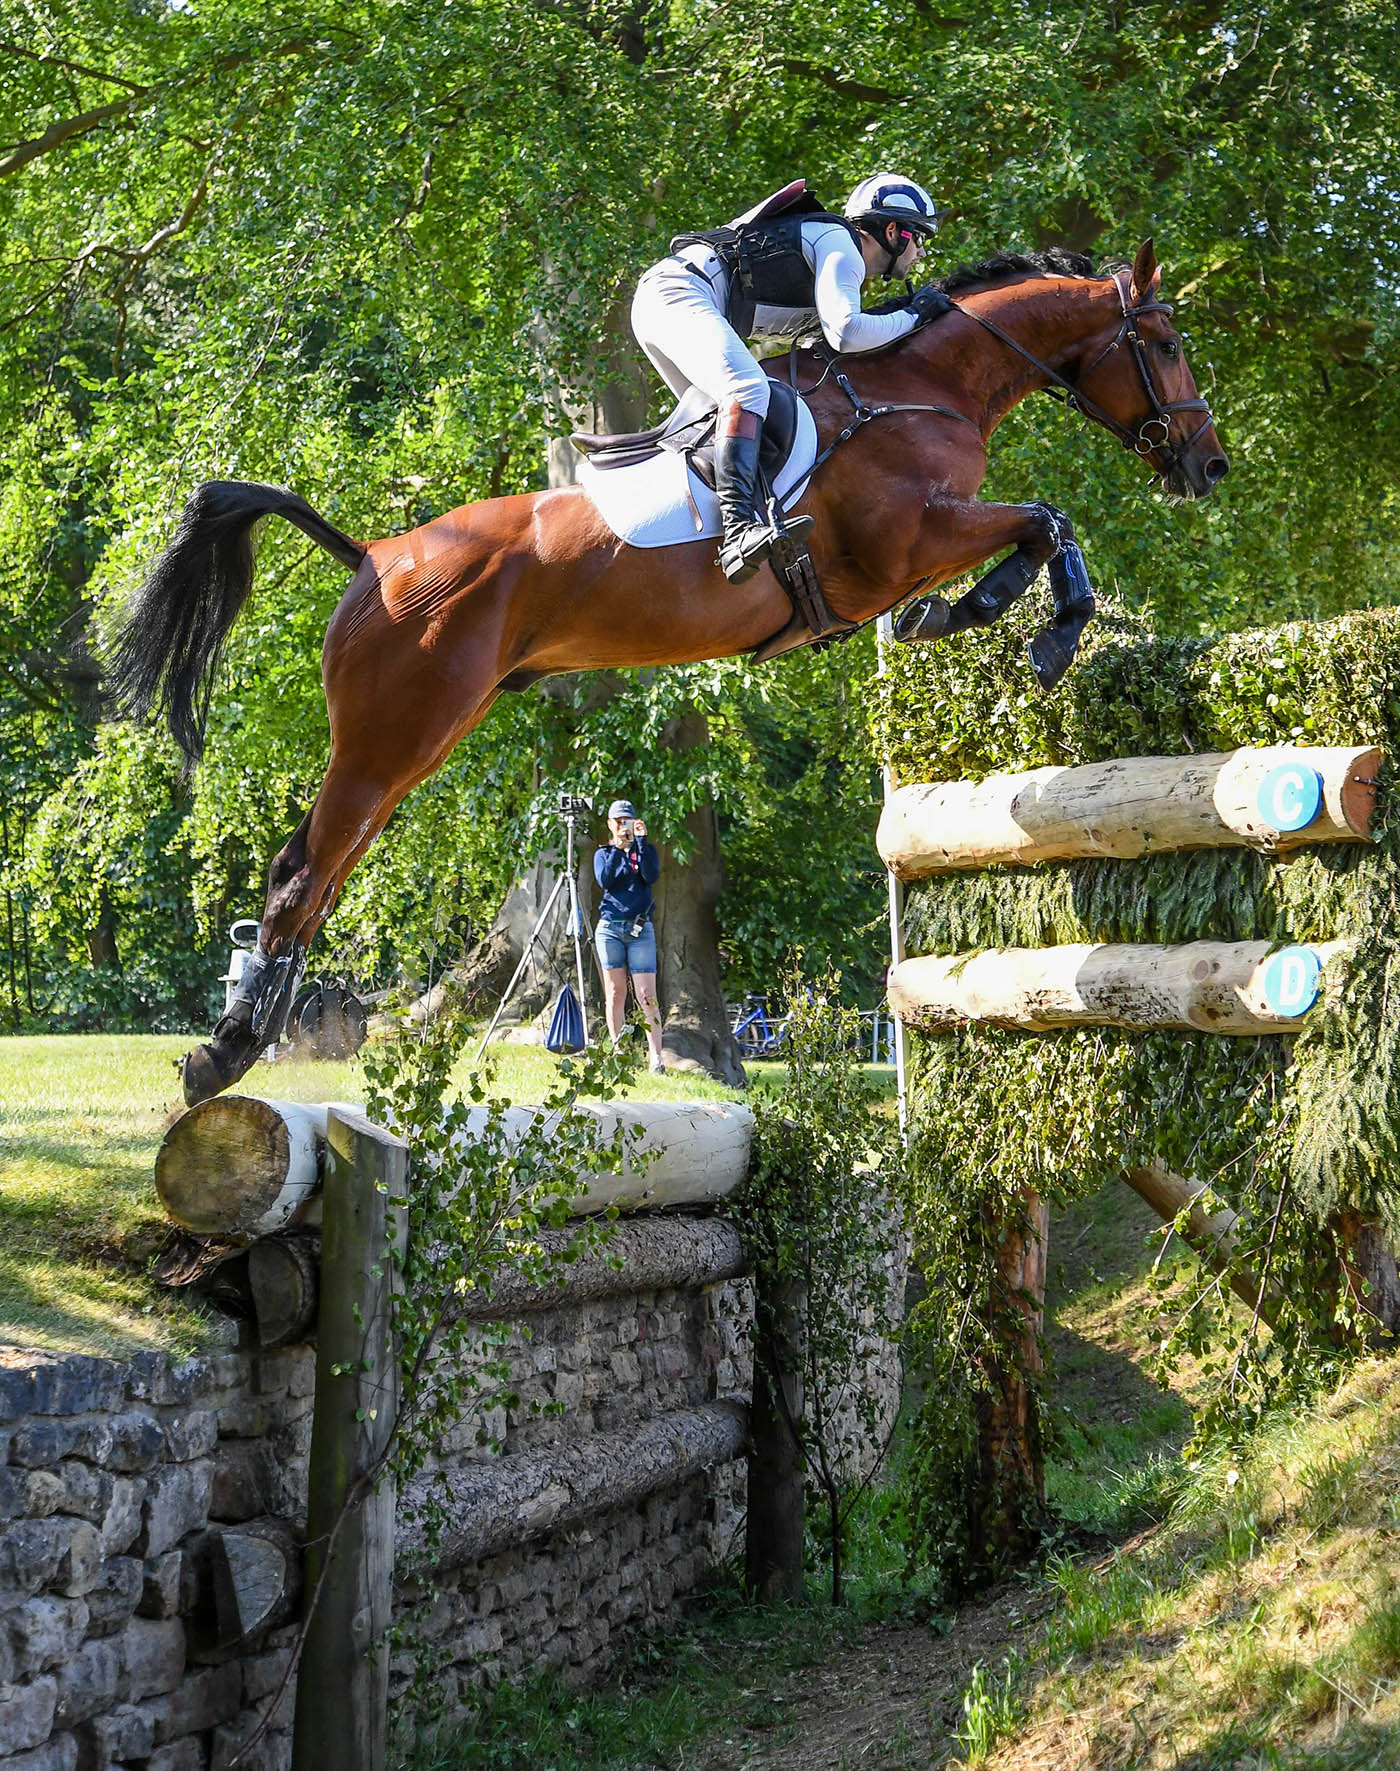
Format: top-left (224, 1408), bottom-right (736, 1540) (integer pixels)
top-left (451, 1218), bottom-right (746, 1320)
top-left (397, 1401), bottom-right (747, 1571)
top-left (878, 745), bottom-right (1380, 878)
top-left (188, 1521), bottom-right (300, 1660)
top-left (155, 1097), bottom-right (753, 1239)
top-left (889, 940), bottom-right (1348, 1035)
top-left (246, 1234), bottom-right (319, 1348)
top-left (154, 1097), bottom-right (358, 1241)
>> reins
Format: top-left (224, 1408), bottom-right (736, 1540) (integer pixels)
top-left (781, 266), bottom-right (1217, 497)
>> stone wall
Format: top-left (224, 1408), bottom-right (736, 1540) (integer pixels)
top-left (0, 1211), bottom-right (902, 1769)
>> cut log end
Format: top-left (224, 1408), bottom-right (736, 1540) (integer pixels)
top-left (155, 1097), bottom-right (294, 1239)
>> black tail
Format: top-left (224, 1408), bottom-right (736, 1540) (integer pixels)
top-left (107, 480), bottom-right (366, 767)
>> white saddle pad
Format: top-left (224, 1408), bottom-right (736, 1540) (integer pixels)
top-left (576, 398), bottom-right (819, 550)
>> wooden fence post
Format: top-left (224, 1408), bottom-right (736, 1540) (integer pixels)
top-left (745, 1276), bottom-right (806, 1601)
top-left (292, 1108), bottom-right (408, 1771)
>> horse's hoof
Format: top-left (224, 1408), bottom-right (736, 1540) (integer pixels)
top-left (181, 1039), bottom-right (252, 1108)
top-left (893, 596), bottom-right (951, 643)
top-left (1027, 628), bottom-right (1074, 692)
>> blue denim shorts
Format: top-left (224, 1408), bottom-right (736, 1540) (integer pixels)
top-left (595, 916), bottom-right (657, 974)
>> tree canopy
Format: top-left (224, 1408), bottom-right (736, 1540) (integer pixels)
top-left (1, 0), bottom-right (1396, 1024)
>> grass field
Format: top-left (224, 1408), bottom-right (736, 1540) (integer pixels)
top-left (0, 1031), bottom-right (869, 1356)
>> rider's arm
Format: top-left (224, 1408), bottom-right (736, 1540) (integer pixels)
top-left (808, 224), bottom-right (919, 354)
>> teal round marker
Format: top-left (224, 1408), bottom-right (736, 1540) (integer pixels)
top-left (1259, 946), bottom-right (1322, 1017)
top-left (1255, 763), bottom-right (1323, 833)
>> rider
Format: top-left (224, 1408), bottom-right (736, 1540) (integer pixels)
top-left (631, 174), bottom-right (946, 584)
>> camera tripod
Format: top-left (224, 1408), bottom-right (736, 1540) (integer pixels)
top-left (474, 795), bottom-right (593, 1061)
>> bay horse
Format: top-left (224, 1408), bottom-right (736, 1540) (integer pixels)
top-left (112, 239), bottom-right (1228, 1105)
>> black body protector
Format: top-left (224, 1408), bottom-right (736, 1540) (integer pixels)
top-left (670, 200), bottom-right (864, 342)
top-left (669, 190), bottom-right (855, 588)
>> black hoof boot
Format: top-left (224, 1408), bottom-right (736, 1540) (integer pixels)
top-left (1027, 626), bottom-right (1077, 692)
top-left (180, 1029), bottom-right (263, 1107)
top-left (1028, 541), bottom-right (1095, 692)
top-left (945, 548), bottom-right (1040, 637)
top-left (893, 596), bottom-right (952, 642)
top-left (181, 940), bottom-right (308, 1107)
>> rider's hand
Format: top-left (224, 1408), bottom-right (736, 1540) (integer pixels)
top-left (908, 285), bottom-right (953, 324)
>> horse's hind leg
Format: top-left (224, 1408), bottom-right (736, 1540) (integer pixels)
top-left (180, 694), bottom-right (499, 1106)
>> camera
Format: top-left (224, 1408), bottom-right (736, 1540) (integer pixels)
top-left (557, 792), bottom-right (593, 818)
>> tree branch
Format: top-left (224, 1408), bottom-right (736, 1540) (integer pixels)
top-left (0, 41), bottom-right (148, 92)
top-left (778, 58), bottom-right (900, 105)
top-left (0, 36), bottom-right (327, 179)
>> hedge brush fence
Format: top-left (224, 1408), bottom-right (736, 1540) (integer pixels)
top-left (871, 602), bottom-right (1400, 1589)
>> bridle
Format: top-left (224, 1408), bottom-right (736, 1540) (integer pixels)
top-left (951, 268), bottom-right (1216, 483)
top-left (780, 266), bottom-right (1218, 506)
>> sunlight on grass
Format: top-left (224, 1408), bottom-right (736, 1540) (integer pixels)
top-left (0, 1031), bottom-right (891, 1356)
top-left (973, 1358), bottom-right (1400, 1770)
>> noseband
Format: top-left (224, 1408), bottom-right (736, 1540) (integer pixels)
top-left (953, 269), bottom-right (1217, 482)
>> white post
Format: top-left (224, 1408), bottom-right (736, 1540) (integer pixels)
top-left (876, 613), bottom-right (908, 1136)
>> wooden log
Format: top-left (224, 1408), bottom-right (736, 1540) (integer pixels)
top-left (451, 1218), bottom-right (746, 1320)
top-left (156, 1096), bottom-right (753, 1239)
top-left (971, 1191), bottom-right (1049, 1563)
top-left (154, 1097), bottom-right (359, 1242)
top-left (878, 745), bottom-right (1380, 878)
top-left (293, 1109), bottom-right (408, 1771)
top-left (396, 1400), bottom-right (747, 1571)
top-left (888, 939), bottom-right (1348, 1035)
top-left (246, 1234), bottom-right (319, 1348)
top-left (188, 1521), bottom-right (300, 1661)
top-left (1123, 1161), bottom-right (1279, 1325)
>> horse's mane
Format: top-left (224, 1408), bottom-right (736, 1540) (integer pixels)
top-left (933, 248), bottom-right (1130, 297)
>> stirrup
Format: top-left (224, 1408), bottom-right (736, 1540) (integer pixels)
top-left (717, 516), bottom-right (813, 585)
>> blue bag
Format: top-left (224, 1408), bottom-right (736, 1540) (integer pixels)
top-left (545, 982), bottom-right (585, 1054)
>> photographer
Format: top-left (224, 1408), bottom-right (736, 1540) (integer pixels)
top-left (593, 798), bottom-right (665, 1074)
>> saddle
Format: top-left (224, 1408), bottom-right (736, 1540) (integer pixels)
top-left (571, 380), bottom-right (802, 492)
top-left (571, 383), bottom-right (853, 661)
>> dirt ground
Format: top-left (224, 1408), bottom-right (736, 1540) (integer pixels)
top-left (688, 1187), bottom-right (1184, 1771)
top-left (691, 1585), bottom-right (1044, 1770)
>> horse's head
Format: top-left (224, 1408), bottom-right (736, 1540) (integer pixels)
top-left (1071, 241), bottom-right (1229, 501)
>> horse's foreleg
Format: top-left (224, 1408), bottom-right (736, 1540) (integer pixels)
top-left (892, 498), bottom-right (1087, 684)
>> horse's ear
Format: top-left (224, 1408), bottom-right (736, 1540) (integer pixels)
top-left (1130, 238), bottom-right (1162, 302)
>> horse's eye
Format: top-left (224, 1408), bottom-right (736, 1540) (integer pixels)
top-left (1158, 339), bottom-right (1180, 361)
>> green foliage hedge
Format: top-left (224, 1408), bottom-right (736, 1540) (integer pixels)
top-left (877, 600), bottom-right (1400, 1579)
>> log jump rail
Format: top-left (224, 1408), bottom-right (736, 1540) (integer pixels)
top-left (148, 1093), bottom-right (824, 1771)
top-left (881, 742), bottom-right (1379, 1040)
top-left (877, 743), bottom-right (1379, 879)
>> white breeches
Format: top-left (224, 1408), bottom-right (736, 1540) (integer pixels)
top-left (630, 258), bottom-right (772, 420)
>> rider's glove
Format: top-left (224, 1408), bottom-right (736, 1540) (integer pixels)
top-left (908, 285), bottom-right (954, 324)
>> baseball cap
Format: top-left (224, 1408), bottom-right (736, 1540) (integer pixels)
top-left (607, 799), bottom-right (637, 820)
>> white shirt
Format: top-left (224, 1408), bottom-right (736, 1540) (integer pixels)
top-left (677, 218), bottom-right (919, 355)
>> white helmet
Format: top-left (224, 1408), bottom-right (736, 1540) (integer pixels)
top-left (844, 173), bottom-right (940, 239)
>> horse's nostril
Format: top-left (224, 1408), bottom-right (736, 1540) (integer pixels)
top-left (1205, 455), bottom-right (1229, 482)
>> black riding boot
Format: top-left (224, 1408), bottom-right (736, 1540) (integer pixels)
top-left (714, 406), bottom-right (811, 584)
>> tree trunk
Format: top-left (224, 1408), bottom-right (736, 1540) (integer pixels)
top-left (970, 1190), bottom-right (1048, 1564)
top-left (653, 710), bottom-right (747, 1085)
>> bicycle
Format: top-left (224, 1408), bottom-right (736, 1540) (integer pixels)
top-left (730, 992), bottom-right (791, 1060)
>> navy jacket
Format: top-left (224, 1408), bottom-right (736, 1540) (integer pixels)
top-left (594, 839), bottom-right (660, 922)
